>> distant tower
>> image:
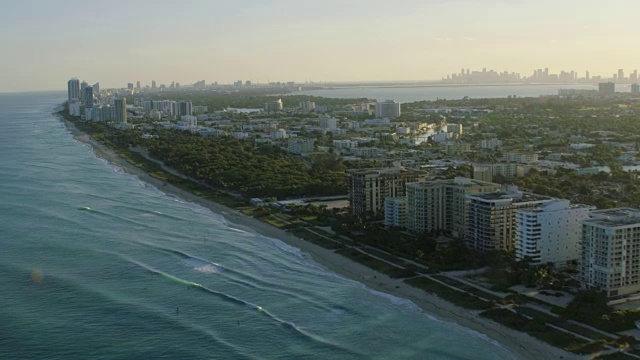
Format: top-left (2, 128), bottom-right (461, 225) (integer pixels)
top-left (136, 81), bottom-right (141, 90)
top-left (375, 100), bottom-right (401, 118)
top-left (82, 86), bottom-right (94, 108)
top-left (114, 98), bottom-right (127, 124)
top-left (152, 80), bottom-right (156, 91)
top-left (618, 69), bottom-right (625, 82)
top-left (127, 83), bottom-right (134, 91)
top-left (598, 82), bottom-right (615, 96)
top-left (92, 83), bottom-right (100, 97)
top-left (585, 71), bottom-right (590, 81)
top-left (67, 79), bottom-right (80, 102)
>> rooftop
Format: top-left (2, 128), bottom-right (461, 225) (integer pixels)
top-left (585, 208), bottom-right (640, 227)
top-left (468, 190), bottom-right (551, 204)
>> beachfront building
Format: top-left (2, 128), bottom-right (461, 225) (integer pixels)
top-left (384, 197), bottom-right (407, 228)
top-left (375, 100), bottom-right (401, 118)
top-left (515, 200), bottom-right (594, 268)
top-left (580, 208), bottom-right (640, 298)
top-left (348, 168), bottom-right (425, 217)
top-left (82, 86), bottom-right (94, 108)
top-left (114, 98), bottom-right (127, 124)
top-left (406, 177), bottom-right (501, 238)
top-left (466, 187), bottom-right (551, 252)
top-left (68, 78), bottom-right (80, 102)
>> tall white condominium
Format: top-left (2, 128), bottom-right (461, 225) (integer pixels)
top-left (581, 208), bottom-right (640, 298)
top-left (515, 199), bottom-right (594, 268)
top-left (67, 79), bottom-right (80, 101)
top-left (114, 98), bottom-right (127, 124)
top-left (405, 177), bottom-right (500, 238)
top-left (375, 100), bottom-right (401, 118)
top-left (466, 186), bottom-right (550, 252)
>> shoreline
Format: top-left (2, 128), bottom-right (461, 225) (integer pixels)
top-left (59, 116), bottom-right (584, 360)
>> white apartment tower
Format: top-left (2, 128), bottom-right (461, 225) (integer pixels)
top-left (375, 100), bottom-right (401, 118)
top-left (515, 200), bottom-right (594, 267)
top-left (581, 208), bottom-right (640, 298)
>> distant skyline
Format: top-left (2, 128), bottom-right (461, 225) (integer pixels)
top-left (2, 0), bottom-right (640, 92)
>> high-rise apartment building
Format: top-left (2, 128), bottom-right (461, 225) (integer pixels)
top-left (67, 79), bottom-right (80, 102)
top-left (82, 86), bottom-right (94, 108)
top-left (384, 197), bottom-right (408, 228)
top-left (264, 99), bottom-right (283, 112)
top-left (299, 101), bottom-right (316, 112)
top-left (287, 138), bottom-right (315, 155)
top-left (515, 200), bottom-right (594, 267)
top-left (580, 208), bottom-right (640, 298)
top-left (599, 82), bottom-right (615, 95)
top-left (348, 168), bottom-right (425, 216)
top-left (152, 80), bottom-right (156, 91)
top-left (406, 177), bottom-right (501, 237)
top-left (466, 187), bottom-right (550, 252)
top-left (375, 100), bottom-right (401, 118)
top-left (136, 81), bottom-right (141, 90)
top-left (114, 98), bottom-right (127, 124)
top-left (170, 101), bottom-right (193, 117)
top-left (92, 83), bottom-right (100, 97)
top-left (319, 117), bottom-right (337, 129)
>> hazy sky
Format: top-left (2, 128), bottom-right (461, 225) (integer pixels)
top-left (1, 0), bottom-right (638, 92)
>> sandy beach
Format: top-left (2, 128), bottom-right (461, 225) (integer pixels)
top-left (61, 118), bottom-right (586, 360)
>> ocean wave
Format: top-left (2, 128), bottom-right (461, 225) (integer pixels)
top-left (364, 288), bottom-right (423, 313)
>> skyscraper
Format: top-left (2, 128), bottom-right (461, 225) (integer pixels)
top-left (127, 83), bottom-right (134, 91)
top-left (114, 98), bottom-right (127, 124)
top-left (92, 83), bottom-right (99, 97)
top-left (82, 86), bottom-right (94, 108)
top-left (67, 79), bottom-right (80, 102)
top-left (618, 69), bottom-right (625, 83)
top-left (152, 80), bottom-right (156, 91)
top-left (136, 81), bottom-right (141, 90)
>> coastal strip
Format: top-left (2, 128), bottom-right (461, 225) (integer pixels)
top-left (59, 115), bottom-right (583, 360)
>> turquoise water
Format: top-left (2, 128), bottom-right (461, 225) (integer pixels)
top-left (0, 92), bottom-right (517, 359)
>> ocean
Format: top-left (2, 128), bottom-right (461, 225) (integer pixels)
top-left (0, 91), bottom-right (517, 359)
top-left (295, 83), bottom-right (632, 102)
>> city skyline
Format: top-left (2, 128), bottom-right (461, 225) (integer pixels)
top-left (2, 0), bottom-right (640, 92)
